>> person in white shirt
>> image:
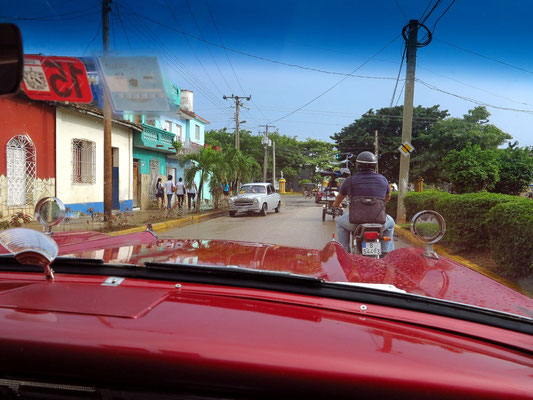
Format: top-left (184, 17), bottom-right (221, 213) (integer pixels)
top-left (187, 181), bottom-right (197, 210)
top-left (164, 175), bottom-right (176, 210)
top-left (176, 177), bottom-right (186, 208)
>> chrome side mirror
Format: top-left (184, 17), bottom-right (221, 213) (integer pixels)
top-left (34, 197), bottom-right (66, 235)
top-left (410, 210), bottom-right (446, 259)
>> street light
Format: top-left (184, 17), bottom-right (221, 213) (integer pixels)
top-left (239, 120), bottom-right (247, 124)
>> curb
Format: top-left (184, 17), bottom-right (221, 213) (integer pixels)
top-left (394, 225), bottom-right (526, 295)
top-left (108, 210), bottom-right (227, 237)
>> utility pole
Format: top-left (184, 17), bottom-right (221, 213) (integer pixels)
top-left (102, 0), bottom-right (112, 221)
top-left (223, 94), bottom-right (251, 150)
top-left (374, 130), bottom-right (379, 173)
top-left (259, 125), bottom-right (274, 183)
top-left (272, 141), bottom-right (276, 188)
top-left (397, 19), bottom-right (419, 223)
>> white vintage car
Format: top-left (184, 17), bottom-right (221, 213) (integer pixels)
top-left (228, 183), bottom-right (281, 217)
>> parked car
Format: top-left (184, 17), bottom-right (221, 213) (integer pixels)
top-left (228, 182), bottom-right (281, 216)
top-left (0, 198), bottom-right (532, 399)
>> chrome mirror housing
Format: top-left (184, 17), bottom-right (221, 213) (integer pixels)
top-left (34, 197), bottom-right (66, 234)
top-left (410, 210), bottom-right (446, 259)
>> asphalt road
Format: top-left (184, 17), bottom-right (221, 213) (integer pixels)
top-left (160, 195), bottom-right (409, 250)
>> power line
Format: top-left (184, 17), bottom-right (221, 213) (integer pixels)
top-left (435, 38), bottom-right (533, 75)
top-left (431, 0), bottom-right (456, 33)
top-left (81, 20), bottom-right (102, 56)
top-left (390, 45), bottom-right (406, 107)
top-left (420, 0), bottom-right (443, 24)
top-left (115, 5), bottom-right (402, 82)
top-left (203, 0), bottom-right (267, 124)
top-left (0, 7), bottom-right (98, 21)
top-left (419, 0), bottom-right (436, 21)
top-left (393, 0), bottom-right (408, 21)
top-left (267, 34), bottom-right (402, 124)
top-left (417, 79), bottom-right (533, 115)
top-left (125, 13), bottom-right (233, 117)
top-left (115, 6), bottom-right (131, 50)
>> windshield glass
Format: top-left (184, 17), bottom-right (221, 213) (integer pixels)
top-left (241, 185), bottom-right (266, 194)
top-left (0, 0), bottom-right (532, 317)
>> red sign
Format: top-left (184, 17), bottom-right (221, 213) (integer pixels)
top-left (22, 55), bottom-right (93, 103)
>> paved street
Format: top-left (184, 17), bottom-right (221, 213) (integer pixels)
top-left (160, 195), bottom-right (410, 250)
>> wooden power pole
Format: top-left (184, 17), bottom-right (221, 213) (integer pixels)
top-left (102, 0), bottom-right (113, 220)
top-left (374, 130), bottom-right (379, 173)
top-left (223, 94), bottom-right (251, 150)
top-left (396, 20), bottom-right (419, 223)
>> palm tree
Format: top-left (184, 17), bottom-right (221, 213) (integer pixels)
top-left (180, 147), bottom-right (218, 212)
top-left (224, 148), bottom-right (260, 193)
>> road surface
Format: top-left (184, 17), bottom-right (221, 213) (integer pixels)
top-left (160, 195), bottom-right (409, 250)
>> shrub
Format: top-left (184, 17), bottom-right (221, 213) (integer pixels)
top-left (403, 190), bottom-right (450, 221)
top-left (487, 199), bottom-right (533, 278)
top-left (435, 192), bottom-right (518, 251)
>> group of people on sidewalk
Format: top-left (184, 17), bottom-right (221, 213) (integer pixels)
top-left (155, 175), bottom-right (198, 211)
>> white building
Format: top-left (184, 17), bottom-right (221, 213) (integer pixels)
top-left (55, 105), bottom-right (140, 215)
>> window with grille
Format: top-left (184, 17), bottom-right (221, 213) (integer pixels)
top-left (72, 139), bottom-right (96, 184)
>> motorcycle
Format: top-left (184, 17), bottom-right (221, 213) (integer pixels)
top-left (349, 223), bottom-right (391, 259)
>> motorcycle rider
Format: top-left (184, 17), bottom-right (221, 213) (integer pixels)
top-left (332, 151), bottom-right (395, 253)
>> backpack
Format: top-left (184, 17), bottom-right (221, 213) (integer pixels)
top-left (349, 196), bottom-right (387, 225)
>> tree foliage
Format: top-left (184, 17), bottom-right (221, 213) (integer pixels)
top-left (443, 144), bottom-right (500, 193)
top-left (205, 128), bottom-right (336, 181)
top-left (492, 143), bottom-right (533, 195)
top-left (331, 105), bottom-right (512, 185)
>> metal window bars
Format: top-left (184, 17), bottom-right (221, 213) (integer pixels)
top-left (71, 139), bottom-right (96, 184)
top-left (6, 134), bottom-right (36, 207)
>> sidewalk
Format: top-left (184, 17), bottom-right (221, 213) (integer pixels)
top-left (24, 206), bottom-right (227, 235)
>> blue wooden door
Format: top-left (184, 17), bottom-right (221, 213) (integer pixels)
top-left (112, 167), bottom-right (119, 209)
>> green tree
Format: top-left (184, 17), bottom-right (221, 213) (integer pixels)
top-left (180, 147), bottom-right (219, 212)
top-left (492, 143), bottom-right (533, 195)
top-left (331, 105), bottom-right (448, 183)
top-left (443, 144), bottom-right (500, 193)
top-left (414, 107), bottom-right (511, 183)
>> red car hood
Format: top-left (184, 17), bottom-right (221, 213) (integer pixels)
top-left (22, 230), bottom-right (529, 319)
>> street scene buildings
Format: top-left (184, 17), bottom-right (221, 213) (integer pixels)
top-left (0, 72), bottom-right (209, 218)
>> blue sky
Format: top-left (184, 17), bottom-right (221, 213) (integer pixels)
top-left (3, 0), bottom-right (533, 146)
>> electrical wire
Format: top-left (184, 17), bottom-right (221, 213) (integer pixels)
top-left (417, 79), bottom-right (533, 115)
top-left (389, 45), bottom-right (406, 107)
top-left (435, 39), bottom-right (533, 75)
top-left (394, 0), bottom-right (408, 21)
top-left (431, 0), bottom-right (456, 34)
top-left (266, 34), bottom-right (402, 125)
top-left (420, 0), bottom-right (443, 24)
top-left (0, 7), bottom-right (98, 21)
top-left (161, 0), bottom-right (225, 99)
top-left (114, 5), bottom-right (402, 82)
top-left (115, 6), bottom-right (132, 50)
top-left (419, 0), bottom-right (436, 21)
top-left (125, 13), bottom-right (233, 117)
top-left (81, 20), bottom-right (102, 56)
top-left (203, 0), bottom-right (268, 124)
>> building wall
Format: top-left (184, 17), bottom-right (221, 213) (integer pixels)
top-left (55, 107), bottom-right (133, 214)
top-left (0, 96), bottom-right (56, 218)
top-left (132, 147), bottom-right (167, 175)
top-left (187, 119), bottom-right (205, 146)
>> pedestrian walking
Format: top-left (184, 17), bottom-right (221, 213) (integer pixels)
top-left (164, 175), bottom-right (176, 210)
top-left (223, 182), bottom-right (230, 198)
top-left (176, 177), bottom-right (186, 208)
top-left (155, 178), bottom-right (164, 209)
top-left (187, 181), bottom-right (197, 210)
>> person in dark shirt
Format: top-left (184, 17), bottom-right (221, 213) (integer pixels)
top-left (332, 151), bottom-right (395, 253)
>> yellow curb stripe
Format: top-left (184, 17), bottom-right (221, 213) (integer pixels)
top-left (108, 211), bottom-right (226, 237)
top-left (394, 225), bottom-right (528, 296)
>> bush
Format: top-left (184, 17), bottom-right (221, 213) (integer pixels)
top-left (403, 190), bottom-right (451, 221)
top-left (435, 192), bottom-right (519, 251)
top-left (487, 199), bottom-right (533, 278)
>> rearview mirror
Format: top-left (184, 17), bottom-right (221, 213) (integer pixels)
top-left (0, 23), bottom-right (23, 96)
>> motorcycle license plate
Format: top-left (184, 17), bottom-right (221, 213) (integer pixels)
top-left (362, 241), bottom-right (381, 255)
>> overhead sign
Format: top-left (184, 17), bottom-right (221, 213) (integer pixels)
top-left (398, 141), bottom-right (414, 157)
top-left (97, 56), bottom-right (170, 113)
top-left (22, 55), bottom-right (93, 103)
